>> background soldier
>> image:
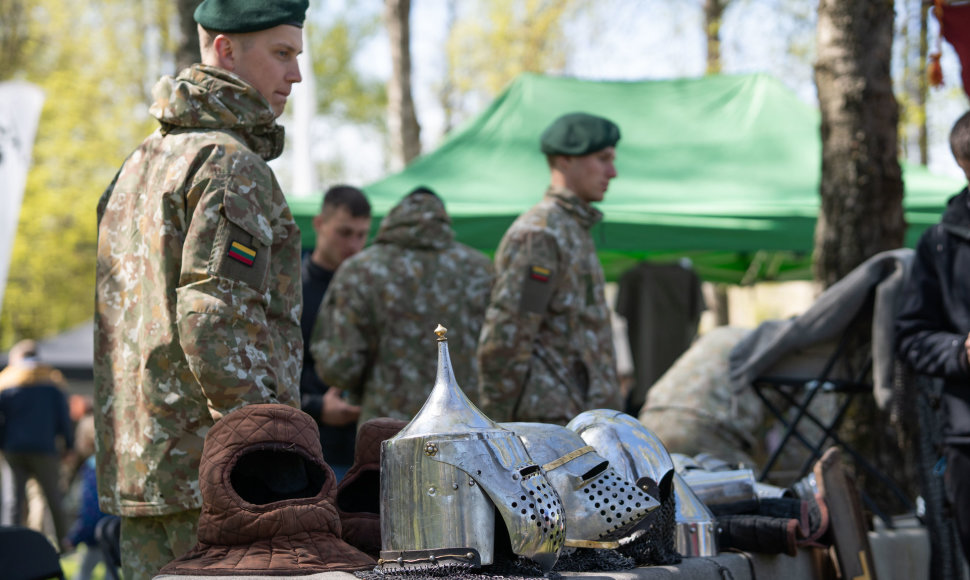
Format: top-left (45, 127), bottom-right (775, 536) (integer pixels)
top-left (310, 186), bottom-right (494, 424)
top-left (477, 112), bottom-right (624, 424)
top-left (301, 185), bottom-right (371, 480)
top-left (93, 0), bottom-right (307, 577)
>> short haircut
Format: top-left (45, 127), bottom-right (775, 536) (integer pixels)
top-left (951, 110), bottom-right (970, 161)
top-left (321, 185), bottom-right (371, 218)
top-left (198, 25), bottom-right (254, 58)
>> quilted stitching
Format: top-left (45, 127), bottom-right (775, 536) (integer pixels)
top-left (335, 417), bottom-right (407, 557)
top-left (160, 404), bottom-right (376, 575)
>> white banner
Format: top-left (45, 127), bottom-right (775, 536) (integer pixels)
top-left (0, 81), bottom-right (45, 318)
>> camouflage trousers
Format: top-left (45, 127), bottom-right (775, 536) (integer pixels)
top-left (120, 509), bottom-right (200, 580)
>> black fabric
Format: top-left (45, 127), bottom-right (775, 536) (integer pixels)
top-left (0, 526), bottom-right (65, 580)
top-left (231, 448), bottom-right (326, 504)
top-left (615, 261), bottom-right (705, 416)
top-left (756, 497), bottom-right (804, 520)
top-left (706, 494), bottom-right (829, 554)
top-left (716, 514), bottom-right (798, 556)
top-left (300, 253), bottom-right (356, 466)
top-left (896, 187), bottom-right (970, 443)
top-left (95, 516), bottom-right (122, 580)
top-left (944, 443), bottom-right (970, 563)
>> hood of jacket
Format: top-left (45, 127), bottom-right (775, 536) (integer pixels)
top-left (159, 403), bottom-right (375, 575)
top-left (941, 187), bottom-right (970, 229)
top-left (374, 192), bottom-right (454, 250)
top-left (0, 363), bottom-right (67, 392)
top-left (149, 64), bottom-right (285, 161)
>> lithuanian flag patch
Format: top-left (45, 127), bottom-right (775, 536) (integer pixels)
top-left (530, 265), bottom-right (551, 282)
top-left (228, 241), bottom-right (256, 266)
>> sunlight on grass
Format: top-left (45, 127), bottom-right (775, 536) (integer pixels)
top-left (60, 545), bottom-right (109, 580)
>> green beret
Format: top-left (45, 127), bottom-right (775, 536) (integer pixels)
top-left (540, 112), bottom-right (621, 156)
top-left (194, 0), bottom-right (309, 33)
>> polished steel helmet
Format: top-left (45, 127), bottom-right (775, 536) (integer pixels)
top-left (567, 410), bottom-right (718, 557)
top-left (566, 409), bottom-right (675, 502)
top-left (502, 422), bottom-right (660, 550)
top-left (379, 326), bottom-right (565, 573)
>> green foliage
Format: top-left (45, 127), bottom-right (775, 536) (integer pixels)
top-left (308, 9), bottom-right (386, 127)
top-left (0, 0), bottom-right (155, 349)
top-left (0, 0), bottom-right (30, 79)
top-left (446, 0), bottom-right (582, 102)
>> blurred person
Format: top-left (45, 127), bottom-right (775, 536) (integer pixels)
top-left (63, 414), bottom-right (110, 580)
top-left (477, 112), bottom-right (624, 423)
top-left (301, 185), bottom-right (371, 480)
top-left (94, 0), bottom-right (308, 577)
top-left (0, 339), bottom-right (74, 547)
top-left (310, 186), bottom-right (494, 424)
top-left (896, 109), bottom-right (970, 566)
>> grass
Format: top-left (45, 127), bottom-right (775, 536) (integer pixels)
top-left (59, 545), bottom-right (110, 580)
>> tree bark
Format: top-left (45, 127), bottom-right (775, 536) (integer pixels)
top-left (0, 0), bottom-right (28, 79)
top-left (918, 0), bottom-right (929, 165)
top-left (176, 0), bottom-right (202, 74)
top-left (384, 0), bottom-right (421, 169)
top-left (814, 0), bottom-right (914, 514)
top-left (814, 0), bottom-right (904, 287)
top-left (704, 0), bottom-right (727, 75)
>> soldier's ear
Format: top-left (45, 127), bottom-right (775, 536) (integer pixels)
top-left (212, 34), bottom-right (237, 71)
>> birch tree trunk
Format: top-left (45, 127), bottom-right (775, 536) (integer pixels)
top-left (814, 0), bottom-right (914, 515)
top-left (814, 0), bottom-right (904, 287)
top-left (384, 0), bottom-right (421, 169)
top-left (704, 0), bottom-right (727, 75)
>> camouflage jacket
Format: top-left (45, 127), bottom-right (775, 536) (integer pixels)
top-left (94, 64), bottom-right (302, 517)
top-left (310, 193), bottom-right (494, 425)
top-left (477, 186), bottom-right (621, 424)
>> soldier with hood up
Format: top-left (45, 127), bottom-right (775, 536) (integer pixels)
top-left (94, 0), bottom-right (307, 577)
top-left (310, 186), bottom-right (494, 425)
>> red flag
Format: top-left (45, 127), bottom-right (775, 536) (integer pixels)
top-left (936, 1), bottom-right (970, 98)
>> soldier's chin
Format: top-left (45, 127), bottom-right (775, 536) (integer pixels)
top-left (273, 99), bottom-right (288, 117)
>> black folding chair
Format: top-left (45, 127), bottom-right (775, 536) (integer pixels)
top-left (750, 330), bottom-right (914, 526)
top-left (0, 525), bottom-right (66, 580)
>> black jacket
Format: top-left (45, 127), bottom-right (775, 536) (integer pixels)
top-left (896, 187), bottom-right (970, 443)
top-left (300, 253), bottom-right (356, 466)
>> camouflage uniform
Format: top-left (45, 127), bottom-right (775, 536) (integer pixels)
top-left (94, 64), bottom-right (302, 524)
top-left (477, 186), bottom-right (622, 424)
top-left (639, 326), bottom-right (838, 471)
top-left (310, 192), bottom-right (493, 425)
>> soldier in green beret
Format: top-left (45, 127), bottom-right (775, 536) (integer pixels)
top-left (94, 0), bottom-right (308, 577)
top-left (477, 112), bottom-right (624, 425)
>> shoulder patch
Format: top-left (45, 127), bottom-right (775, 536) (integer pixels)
top-left (520, 264), bottom-right (555, 314)
top-left (209, 205), bottom-right (270, 292)
top-left (228, 241), bottom-right (257, 266)
top-left (530, 265), bottom-right (551, 282)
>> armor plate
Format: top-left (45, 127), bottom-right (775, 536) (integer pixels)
top-left (380, 326), bottom-right (564, 572)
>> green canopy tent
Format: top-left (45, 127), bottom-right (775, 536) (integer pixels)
top-left (289, 73), bottom-right (965, 283)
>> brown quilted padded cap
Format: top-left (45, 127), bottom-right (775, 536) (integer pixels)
top-left (160, 403), bottom-right (376, 575)
top-left (335, 417), bottom-right (407, 557)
